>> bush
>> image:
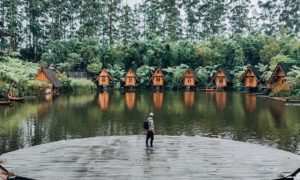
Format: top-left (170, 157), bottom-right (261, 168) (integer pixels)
top-left (69, 78), bottom-right (96, 93)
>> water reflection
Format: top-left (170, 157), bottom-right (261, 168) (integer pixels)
top-left (0, 92), bottom-right (300, 155)
top-left (153, 92), bottom-right (164, 110)
top-left (125, 92), bottom-right (136, 110)
top-left (215, 92), bottom-right (227, 111)
top-left (98, 92), bottom-right (110, 111)
top-left (244, 94), bottom-right (257, 113)
top-left (184, 91), bottom-right (195, 107)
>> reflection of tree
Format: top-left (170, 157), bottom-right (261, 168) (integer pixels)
top-left (125, 92), bottom-right (136, 110)
top-left (268, 101), bottom-right (286, 128)
top-left (98, 92), bottom-right (110, 111)
top-left (243, 94), bottom-right (257, 113)
top-left (153, 92), bottom-right (164, 110)
top-left (184, 91), bottom-right (195, 107)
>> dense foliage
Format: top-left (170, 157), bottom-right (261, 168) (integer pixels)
top-left (0, 0), bottom-right (300, 97)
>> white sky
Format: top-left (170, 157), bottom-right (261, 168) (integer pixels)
top-left (126, 0), bottom-right (142, 6)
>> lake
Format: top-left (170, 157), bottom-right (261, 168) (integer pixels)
top-left (0, 91), bottom-right (299, 155)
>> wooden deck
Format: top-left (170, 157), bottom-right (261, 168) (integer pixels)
top-left (1, 136), bottom-right (299, 180)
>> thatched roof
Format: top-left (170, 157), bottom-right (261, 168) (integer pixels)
top-left (211, 68), bottom-right (232, 82)
top-left (269, 62), bottom-right (295, 83)
top-left (41, 67), bottom-right (62, 88)
top-left (241, 66), bottom-right (260, 82)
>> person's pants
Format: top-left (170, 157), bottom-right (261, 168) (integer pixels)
top-left (146, 131), bottom-right (154, 147)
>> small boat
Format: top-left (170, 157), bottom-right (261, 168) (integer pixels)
top-left (205, 88), bottom-right (216, 92)
top-left (8, 95), bottom-right (25, 102)
top-left (0, 100), bottom-right (11, 106)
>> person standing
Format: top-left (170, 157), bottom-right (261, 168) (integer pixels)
top-left (144, 112), bottom-right (155, 147)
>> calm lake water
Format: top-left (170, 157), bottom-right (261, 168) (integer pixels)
top-left (0, 91), bottom-right (300, 155)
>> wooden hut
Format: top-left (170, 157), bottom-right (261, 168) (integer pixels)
top-left (211, 69), bottom-right (230, 89)
top-left (97, 69), bottom-right (112, 89)
top-left (268, 63), bottom-right (292, 94)
top-left (183, 69), bottom-right (196, 90)
top-left (124, 69), bottom-right (137, 89)
top-left (36, 67), bottom-right (62, 94)
top-left (151, 69), bottom-right (164, 90)
top-left (241, 66), bottom-right (260, 90)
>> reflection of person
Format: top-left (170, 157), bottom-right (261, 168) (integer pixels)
top-left (144, 112), bottom-right (155, 147)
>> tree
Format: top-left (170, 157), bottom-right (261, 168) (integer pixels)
top-left (161, 0), bottom-right (182, 40)
top-left (198, 0), bottom-right (227, 38)
top-left (119, 4), bottom-right (136, 45)
top-left (228, 0), bottom-right (251, 34)
top-left (142, 0), bottom-right (163, 39)
top-left (279, 0), bottom-right (300, 34)
top-left (258, 0), bottom-right (281, 35)
top-left (23, 0), bottom-right (47, 61)
top-left (182, 0), bottom-right (199, 40)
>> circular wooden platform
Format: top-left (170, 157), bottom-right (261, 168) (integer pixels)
top-left (1, 136), bottom-right (299, 180)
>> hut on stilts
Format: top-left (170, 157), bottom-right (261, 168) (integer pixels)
top-left (97, 69), bottom-right (113, 91)
top-left (36, 66), bottom-right (62, 95)
top-left (240, 66), bottom-right (260, 92)
top-left (123, 69), bottom-right (137, 91)
top-left (211, 69), bottom-right (231, 90)
top-left (151, 69), bottom-right (164, 91)
top-left (183, 69), bottom-right (196, 90)
top-left (268, 63), bottom-right (293, 94)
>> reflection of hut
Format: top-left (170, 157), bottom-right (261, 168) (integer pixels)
top-left (241, 66), bottom-right (260, 91)
top-left (151, 69), bottom-right (164, 90)
top-left (215, 92), bottom-right (227, 111)
top-left (125, 92), bottom-right (136, 110)
top-left (184, 91), bottom-right (195, 107)
top-left (153, 92), bottom-right (164, 109)
top-left (124, 69), bottom-right (137, 90)
top-left (211, 69), bottom-right (230, 89)
top-left (268, 63), bottom-right (292, 94)
top-left (98, 91), bottom-right (110, 111)
top-left (36, 67), bottom-right (62, 94)
top-left (183, 69), bottom-right (196, 90)
top-left (97, 69), bottom-right (112, 89)
top-left (244, 94), bottom-right (257, 112)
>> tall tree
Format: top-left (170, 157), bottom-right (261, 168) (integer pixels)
top-left (1, 0), bottom-right (22, 51)
top-left (78, 0), bottom-right (103, 38)
top-left (142, 0), bottom-right (162, 39)
top-left (24, 0), bottom-right (47, 61)
top-left (104, 0), bottom-right (122, 45)
top-left (198, 0), bottom-right (227, 38)
top-left (182, 0), bottom-right (199, 40)
top-left (228, 0), bottom-right (251, 34)
top-left (119, 4), bottom-right (136, 44)
top-left (258, 0), bottom-right (281, 35)
top-left (279, 0), bottom-right (300, 34)
top-left (161, 0), bottom-right (182, 40)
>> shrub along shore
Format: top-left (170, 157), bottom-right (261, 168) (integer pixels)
top-left (1, 34), bottom-right (300, 98)
top-left (0, 55), bottom-right (300, 99)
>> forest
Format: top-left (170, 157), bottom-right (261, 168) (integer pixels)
top-left (0, 0), bottom-right (300, 95)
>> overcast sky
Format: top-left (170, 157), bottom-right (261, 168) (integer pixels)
top-left (126, 0), bottom-right (141, 6)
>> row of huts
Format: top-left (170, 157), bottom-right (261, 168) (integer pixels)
top-left (32, 62), bottom-right (294, 95)
top-left (97, 63), bottom-right (294, 93)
